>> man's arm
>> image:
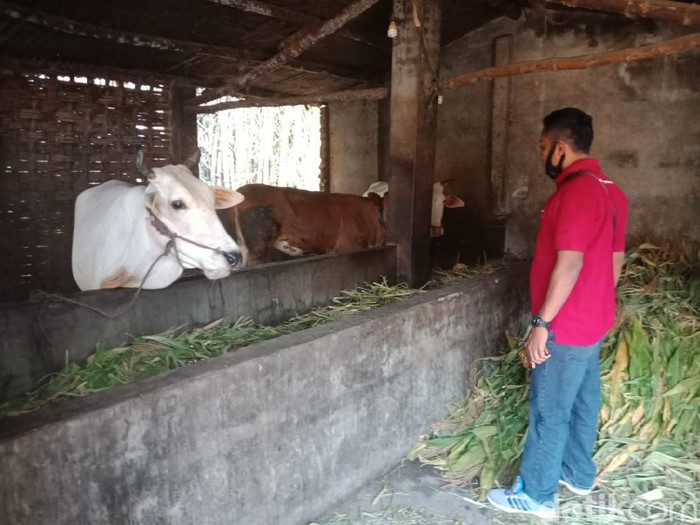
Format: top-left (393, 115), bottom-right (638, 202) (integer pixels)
top-left (527, 250), bottom-right (584, 366)
top-left (613, 251), bottom-right (625, 286)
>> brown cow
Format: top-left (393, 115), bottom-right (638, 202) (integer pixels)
top-left (226, 184), bottom-right (385, 265)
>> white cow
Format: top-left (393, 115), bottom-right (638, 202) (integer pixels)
top-left (362, 180), bottom-right (465, 236)
top-left (72, 151), bottom-right (245, 291)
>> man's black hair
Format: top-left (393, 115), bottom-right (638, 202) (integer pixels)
top-left (542, 108), bottom-right (593, 154)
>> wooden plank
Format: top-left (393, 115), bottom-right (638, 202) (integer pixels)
top-left (546, 0), bottom-right (700, 27)
top-left (490, 35), bottom-right (512, 217)
top-left (190, 87), bottom-right (389, 113)
top-left (0, 1), bottom-right (249, 61)
top-left (439, 33), bottom-right (700, 90)
top-left (387, 0), bottom-right (441, 287)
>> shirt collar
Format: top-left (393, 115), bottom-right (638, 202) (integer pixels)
top-left (554, 158), bottom-right (602, 188)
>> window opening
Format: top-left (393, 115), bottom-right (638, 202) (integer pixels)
top-left (197, 96), bottom-right (322, 191)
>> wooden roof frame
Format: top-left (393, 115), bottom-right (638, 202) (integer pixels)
top-left (2, 0), bottom-right (698, 110)
top-left (0, 0), bottom-right (386, 93)
top-left (191, 0), bottom-right (383, 105)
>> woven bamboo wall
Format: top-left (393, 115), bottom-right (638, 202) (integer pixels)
top-left (0, 64), bottom-right (174, 303)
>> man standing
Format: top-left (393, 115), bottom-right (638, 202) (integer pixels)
top-left (487, 108), bottom-right (629, 519)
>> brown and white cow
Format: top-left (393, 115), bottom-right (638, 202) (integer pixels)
top-left (225, 184), bottom-right (385, 265)
top-left (72, 151), bottom-right (245, 291)
top-left (363, 179), bottom-right (465, 236)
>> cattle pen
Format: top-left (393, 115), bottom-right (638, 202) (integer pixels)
top-left (0, 1), bottom-right (699, 525)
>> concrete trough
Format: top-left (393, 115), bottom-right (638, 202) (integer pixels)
top-left (0, 262), bottom-right (529, 525)
top-left (0, 246), bottom-right (397, 402)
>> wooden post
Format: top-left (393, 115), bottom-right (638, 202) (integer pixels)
top-left (490, 35), bottom-right (513, 217)
top-left (319, 105), bottom-right (331, 192)
top-left (387, 0), bottom-right (441, 287)
top-left (170, 82), bottom-right (199, 171)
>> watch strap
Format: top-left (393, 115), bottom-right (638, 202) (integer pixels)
top-left (531, 314), bottom-right (552, 329)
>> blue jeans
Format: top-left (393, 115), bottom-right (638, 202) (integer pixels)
top-left (519, 330), bottom-right (604, 503)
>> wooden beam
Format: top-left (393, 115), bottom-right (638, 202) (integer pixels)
top-left (201, 0), bottom-right (389, 50)
top-left (387, 0), bottom-right (442, 287)
top-left (199, 0), bottom-right (381, 102)
top-left (190, 87), bottom-right (389, 113)
top-left (0, 1), bottom-right (373, 88)
top-left (0, 56), bottom-right (198, 86)
top-left (0, 1), bottom-right (248, 61)
top-left (204, 0), bottom-right (322, 26)
top-left (545, 0), bottom-right (700, 27)
top-left (439, 32), bottom-right (700, 91)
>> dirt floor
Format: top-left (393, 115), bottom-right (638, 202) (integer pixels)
top-left (308, 460), bottom-right (498, 525)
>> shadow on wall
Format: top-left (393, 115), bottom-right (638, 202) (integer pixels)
top-left (431, 208), bottom-right (506, 269)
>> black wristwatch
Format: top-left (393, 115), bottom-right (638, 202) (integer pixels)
top-left (531, 314), bottom-right (552, 330)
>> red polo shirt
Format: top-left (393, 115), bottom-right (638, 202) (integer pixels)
top-left (530, 158), bottom-right (629, 345)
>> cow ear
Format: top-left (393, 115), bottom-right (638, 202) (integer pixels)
top-left (443, 195), bottom-right (465, 208)
top-left (144, 184), bottom-right (157, 205)
top-left (135, 149), bottom-right (154, 179)
top-left (183, 148), bottom-right (201, 172)
top-left (366, 192), bottom-right (383, 207)
top-left (213, 187), bottom-right (245, 209)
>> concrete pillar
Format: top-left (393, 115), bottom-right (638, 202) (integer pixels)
top-left (387, 0), bottom-right (442, 286)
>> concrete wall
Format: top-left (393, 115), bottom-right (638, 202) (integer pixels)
top-left (0, 247), bottom-right (396, 402)
top-left (328, 100), bottom-right (379, 195)
top-left (0, 263), bottom-right (529, 525)
top-left (438, 10), bottom-right (700, 256)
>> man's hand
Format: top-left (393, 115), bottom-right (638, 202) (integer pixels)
top-left (526, 327), bottom-right (551, 367)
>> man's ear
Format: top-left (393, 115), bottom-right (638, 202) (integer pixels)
top-left (557, 140), bottom-right (569, 157)
top-left (213, 187), bottom-right (245, 209)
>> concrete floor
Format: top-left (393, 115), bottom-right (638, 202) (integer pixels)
top-left (308, 460), bottom-right (499, 525)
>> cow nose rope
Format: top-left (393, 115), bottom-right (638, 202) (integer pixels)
top-left (29, 208), bottom-right (237, 367)
top-left (31, 239), bottom-right (177, 320)
top-left (146, 207), bottom-right (228, 257)
top-left (29, 239), bottom-right (178, 370)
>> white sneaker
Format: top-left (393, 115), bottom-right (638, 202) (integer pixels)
top-left (487, 476), bottom-right (557, 520)
top-left (559, 477), bottom-right (594, 496)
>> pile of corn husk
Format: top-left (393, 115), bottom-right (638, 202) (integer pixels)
top-left (0, 263), bottom-right (499, 419)
top-left (410, 240), bottom-right (700, 523)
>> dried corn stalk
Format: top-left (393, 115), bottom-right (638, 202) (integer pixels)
top-left (411, 240), bottom-right (700, 521)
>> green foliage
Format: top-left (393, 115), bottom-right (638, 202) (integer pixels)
top-left (1, 275), bottom-right (455, 418)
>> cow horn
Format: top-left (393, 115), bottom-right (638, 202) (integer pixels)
top-left (184, 148), bottom-right (201, 171)
top-left (135, 149), bottom-right (154, 179)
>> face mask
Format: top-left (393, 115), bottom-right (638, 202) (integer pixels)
top-left (545, 142), bottom-right (565, 180)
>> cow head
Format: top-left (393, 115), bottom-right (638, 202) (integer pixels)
top-left (139, 149), bottom-right (245, 280)
top-left (363, 180), bottom-right (464, 237)
top-left (431, 180), bottom-right (465, 237)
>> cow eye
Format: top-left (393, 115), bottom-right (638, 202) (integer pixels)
top-left (171, 200), bottom-right (186, 210)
